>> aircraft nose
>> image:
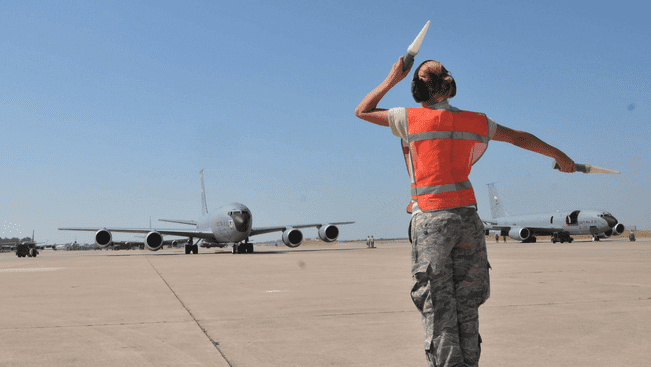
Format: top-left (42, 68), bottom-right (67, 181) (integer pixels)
top-left (231, 211), bottom-right (251, 233)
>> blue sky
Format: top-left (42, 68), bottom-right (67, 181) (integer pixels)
top-left (1, 0), bottom-right (649, 244)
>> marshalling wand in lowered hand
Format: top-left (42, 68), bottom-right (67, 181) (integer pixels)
top-left (552, 160), bottom-right (621, 174)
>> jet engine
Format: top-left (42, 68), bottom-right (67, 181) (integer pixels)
top-left (597, 229), bottom-right (613, 239)
top-left (318, 225), bottom-right (339, 243)
top-left (282, 228), bottom-right (303, 248)
top-left (611, 223), bottom-right (625, 236)
top-left (508, 227), bottom-right (531, 241)
top-left (145, 231), bottom-right (164, 251)
top-left (95, 229), bottom-right (113, 248)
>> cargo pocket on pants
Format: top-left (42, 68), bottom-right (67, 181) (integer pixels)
top-left (483, 261), bottom-right (491, 304)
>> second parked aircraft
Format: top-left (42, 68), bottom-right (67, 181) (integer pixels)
top-left (483, 183), bottom-right (625, 243)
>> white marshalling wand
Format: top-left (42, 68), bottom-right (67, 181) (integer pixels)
top-left (552, 161), bottom-right (621, 174)
top-left (402, 20), bottom-right (431, 71)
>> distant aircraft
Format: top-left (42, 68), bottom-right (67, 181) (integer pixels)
top-left (482, 183), bottom-right (625, 243)
top-left (1, 242), bottom-right (16, 252)
top-left (107, 241), bottom-right (143, 250)
top-left (60, 170), bottom-right (354, 254)
top-left (50, 243), bottom-right (69, 251)
top-left (7, 231), bottom-right (44, 257)
top-left (49, 238), bottom-right (81, 251)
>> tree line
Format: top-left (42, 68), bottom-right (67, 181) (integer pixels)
top-left (1, 236), bottom-right (32, 243)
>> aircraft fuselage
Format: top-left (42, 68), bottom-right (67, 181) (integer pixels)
top-left (197, 202), bottom-right (252, 244)
top-left (492, 209), bottom-right (624, 242)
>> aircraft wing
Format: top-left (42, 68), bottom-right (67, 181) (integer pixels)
top-left (58, 227), bottom-right (215, 239)
top-left (483, 223), bottom-right (565, 236)
top-left (249, 222), bottom-right (354, 237)
top-left (158, 219), bottom-right (198, 226)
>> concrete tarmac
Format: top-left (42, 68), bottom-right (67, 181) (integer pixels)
top-left (1, 238), bottom-right (649, 367)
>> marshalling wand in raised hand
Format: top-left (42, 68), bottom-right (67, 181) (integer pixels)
top-left (402, 21), bottom-right (431, 71)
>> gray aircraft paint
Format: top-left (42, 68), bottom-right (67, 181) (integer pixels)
top-left (59, 171), bottom-right (353, 252)
top-left (483, 183), bottom-right (624, 243)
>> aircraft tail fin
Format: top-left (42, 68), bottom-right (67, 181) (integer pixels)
top-left (487, 183), bottom-right (509, 219)
top-left (200, 169), bottom-right (208, 216)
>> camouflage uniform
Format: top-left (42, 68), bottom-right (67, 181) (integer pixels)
top-left (410, 206), bottom-right (490, 367)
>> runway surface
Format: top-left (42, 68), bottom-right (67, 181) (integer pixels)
top-left (1, 238), bottom-right (649, 366)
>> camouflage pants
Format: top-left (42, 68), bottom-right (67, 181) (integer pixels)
top-left (410, 207), bottom-right (490, 367)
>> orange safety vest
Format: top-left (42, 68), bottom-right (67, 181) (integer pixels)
top-left (402, 108), bottom-right (489, 213)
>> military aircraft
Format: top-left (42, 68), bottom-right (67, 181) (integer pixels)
top-left (7, 231), bottom-right (45, 257)
top-left (50, 243), bottom-right (69, 251)
top-left (107, 241), bottom-right (143, 250)
top-left (60, 170), bottom-right (354, 254)
top-left (483, 183), bottom-right (625, 243)
top-left (1, 242), bottom-right (17, 252)
top-left (106, 238), bottom-right (184, 250)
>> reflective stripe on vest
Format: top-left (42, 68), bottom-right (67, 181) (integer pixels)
top-left (405, 108), bottom-right (489, 211)
top-left (411, 180), bottom-right (473, 196)
top-left (409, 131), bottom-right (489, 144)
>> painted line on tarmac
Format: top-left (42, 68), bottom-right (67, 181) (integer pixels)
top-left (0, 267), bottom-right (67, 273)
top-left (146, 258), bottom-right (233, 367)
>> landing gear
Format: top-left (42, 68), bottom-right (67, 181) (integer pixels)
top-left (591, 235), bottom-right (600, 242)
top-left (232, 241), bottom-right (253, 254)
top-left (552, 232), bottom-right (574, 243)
top-left (185, 238), bottom-right (198, 254)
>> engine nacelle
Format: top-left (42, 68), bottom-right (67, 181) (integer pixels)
top-left (318, 225), bottom-right (339, 242)
top-left (145, 231), bottom-right (164, 251)
top-left (282, 228), bottom-right (303, 248)
top-left (508, 227), bottom-right (531, 241)
top-left (611, 223), bottom-right (625, 236)
top-left (95, 229), bottom-right (113, 248)
top-left (598, 229), bottom-right (613, 239)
